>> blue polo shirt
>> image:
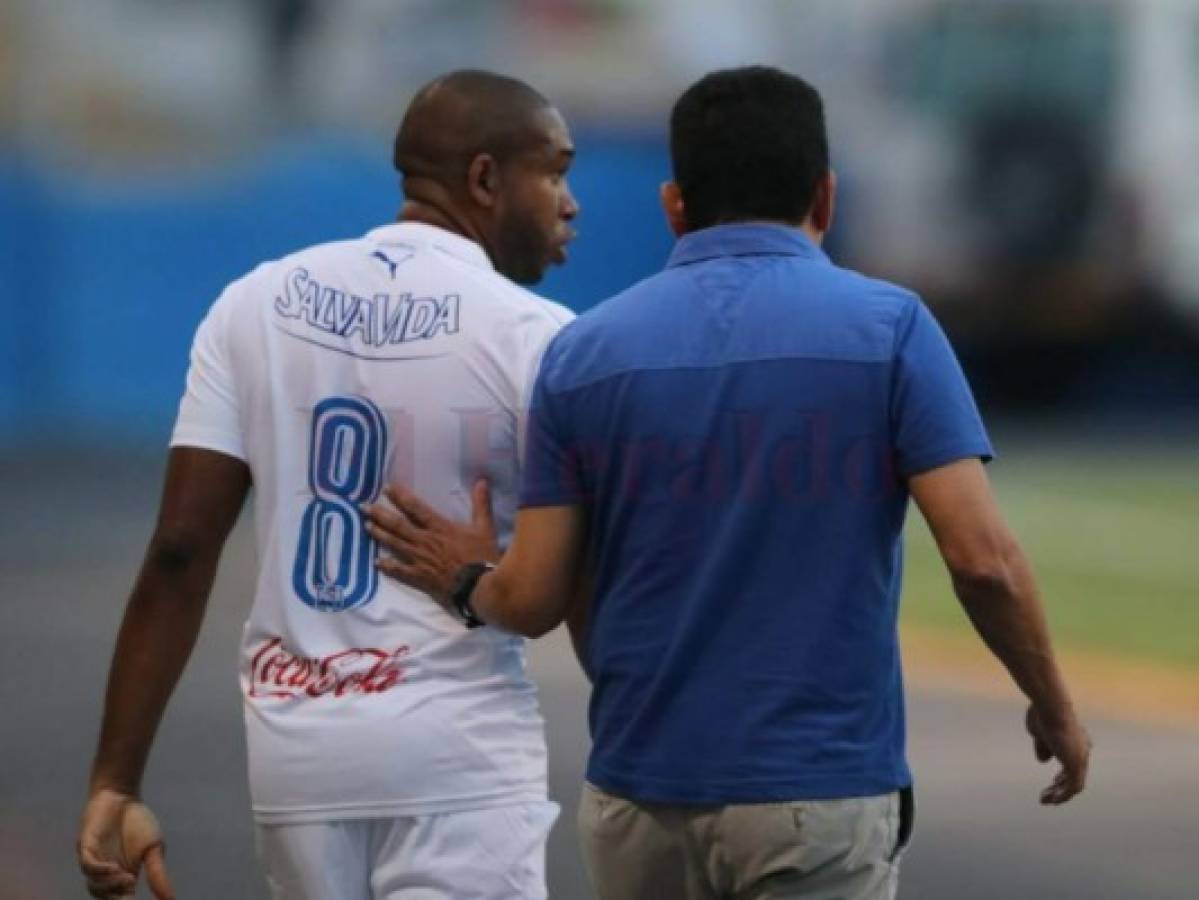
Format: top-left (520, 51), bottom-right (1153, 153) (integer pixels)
top-left (521, 223), bottom-right (992, 804)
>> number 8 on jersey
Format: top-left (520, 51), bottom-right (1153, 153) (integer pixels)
top-left (293, 395), bottom-right (388, 611)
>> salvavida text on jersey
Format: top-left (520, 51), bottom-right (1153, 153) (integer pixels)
top-left (274, 266), bottom-right (460, 346)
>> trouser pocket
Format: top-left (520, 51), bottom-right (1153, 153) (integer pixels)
top-left (889, 786), bottom-right (915, 862)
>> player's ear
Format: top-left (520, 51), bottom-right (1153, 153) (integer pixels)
top-left (467, 154), bottom-right (500, 208)
top-left (809, 169), bottom-right (836, 237)
top-left (660, 181), bottom-right (687, 237)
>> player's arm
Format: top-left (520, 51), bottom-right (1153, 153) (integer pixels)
top-left (909, 457), bottom-right (1090, 804)
top-left (365, 482), bottom-right (587, 638)
top-left (80, 447), bottom-right (249, 899)
top-left (89, 446), bottom-right (249, 793)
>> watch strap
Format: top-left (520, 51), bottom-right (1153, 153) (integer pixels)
top-left (448, 561), bottom-right (494, 628)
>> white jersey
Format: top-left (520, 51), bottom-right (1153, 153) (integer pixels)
top-left (171, 221), bottom-right (573, 824)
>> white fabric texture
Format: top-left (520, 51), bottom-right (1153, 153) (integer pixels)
top-left (257, 801), bottom-right (559, 900)
top-left (172, 221), bottom-right (572, 824)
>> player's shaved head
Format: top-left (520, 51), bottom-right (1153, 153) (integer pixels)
top-left (393, 70), bottom-right (578, 285)
top-left (394, 70), bottom-right (553, 188)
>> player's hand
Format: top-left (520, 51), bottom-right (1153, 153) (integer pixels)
top-left (364, 479), bottom-right (499, 604)
top-left (1025, 704), bottom-right (1091, 805)
top-left (78, 788), bottom-right (175, 899)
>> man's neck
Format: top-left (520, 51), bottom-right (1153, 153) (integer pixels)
top-left (399, 200), bottom-right (472, 241)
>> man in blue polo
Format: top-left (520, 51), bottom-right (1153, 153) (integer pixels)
top-left (365, 66), bottom-right (1091, 900)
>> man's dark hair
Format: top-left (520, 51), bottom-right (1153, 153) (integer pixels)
top-left (670, 66), bottom-right (828, 230)
top-left (393, 70), bottom-right (551, 186)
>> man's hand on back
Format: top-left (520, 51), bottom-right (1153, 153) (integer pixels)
top-left (363, 479), bottom-right (499, 606)
top-left (1025, 705), bottom-right (1092, 805)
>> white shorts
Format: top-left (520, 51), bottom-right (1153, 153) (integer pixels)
top-left (255, 801), bottom-right (559, 900)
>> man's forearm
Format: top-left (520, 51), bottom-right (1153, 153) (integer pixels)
top-left (473, 566), bottom-right (564, 638)
top-left (952, 540), bottom-right (1076, 722)
top-left (89, 544), bottom-right (220, 795)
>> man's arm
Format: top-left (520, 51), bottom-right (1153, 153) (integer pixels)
top-left (365, 482), bottom-right (587, 639)
top-left (909, 457), bottom-right (1091, 805)
top-left (478, 504), bottom-right (587, 637)
top-left (79, 447), bottom-right (250, 899)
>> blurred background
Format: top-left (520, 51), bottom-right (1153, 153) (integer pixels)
top-left (1, 1), bottom-right (1196, 898)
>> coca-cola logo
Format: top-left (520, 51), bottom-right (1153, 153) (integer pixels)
top-left (248, 637), bottom-right (409, 699)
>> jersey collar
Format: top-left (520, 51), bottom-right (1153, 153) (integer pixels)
top-left (666, 222), bottom-right (828, 269)
top-left (368, 221), bottom-right (495, 272)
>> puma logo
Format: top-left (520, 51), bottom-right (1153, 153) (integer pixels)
top-left (371, 249), bottom-right (412, 279)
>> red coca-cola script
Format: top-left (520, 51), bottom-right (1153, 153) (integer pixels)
top-left (248, 637), bottom-right (409, 699)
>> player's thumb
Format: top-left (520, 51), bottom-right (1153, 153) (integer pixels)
top-left (1033, 736), bottom-right (1053, 763)
top-left (143, 843), bottom-right (176, 900)
top-left (471, 479), bottom-right (496, 535)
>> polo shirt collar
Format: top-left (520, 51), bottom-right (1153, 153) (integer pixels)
top-left (368, 221), bottom-right (495, 272)
top-left (666, 222), bottom-right (827, 269)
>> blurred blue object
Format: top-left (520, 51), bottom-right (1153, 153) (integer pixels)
top-left (538, 129), bottom-right (673, 308)
top-left (0, 131), bottom-right (673, 447)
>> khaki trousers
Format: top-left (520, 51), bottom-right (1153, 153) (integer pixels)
top-left (578, 784), bottom-right (908, 900)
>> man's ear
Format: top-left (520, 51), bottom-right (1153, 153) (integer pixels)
top-left (467, 154), bottom-right (500, 208)
top-left (809, 169), bottom-right (837, 237)
top-left (659, 181), bottom-right (688, 237)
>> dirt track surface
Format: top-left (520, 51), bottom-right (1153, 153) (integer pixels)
top-left (2, 454), bottom-right (1195, 899)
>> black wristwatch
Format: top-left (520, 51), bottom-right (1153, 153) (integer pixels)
top-left (447, 562), bottom-right (495, 629)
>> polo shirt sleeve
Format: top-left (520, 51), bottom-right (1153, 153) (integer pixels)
top-left (890, 299), bottom-right (993, 477)
top-left (170, 286), bottom-right (247, 462)
top-left (515, 302), bottom-right (574, 473)
top-left (519, 338), bottom-right (587, 508)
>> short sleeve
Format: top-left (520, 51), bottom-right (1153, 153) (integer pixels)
top-left (515, 301), bottom-right (574, 470)
top-left (890, 300), bottom-right (993, 477)
top-left (170, 288), bottom-right (247, 461)
top-left (518, 336), bottom-right (587, 508)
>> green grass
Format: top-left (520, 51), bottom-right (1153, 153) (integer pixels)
top-left (901, 440), bottom-right (1199, 672)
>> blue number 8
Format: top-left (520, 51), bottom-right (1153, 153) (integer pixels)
top-left (293, 395), bottom-right (388, 611)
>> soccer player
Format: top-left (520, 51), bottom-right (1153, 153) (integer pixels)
top-left (77, 70), bottom-right (578, 900)
top-left (364, 66), bottom-right (1091, 900)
